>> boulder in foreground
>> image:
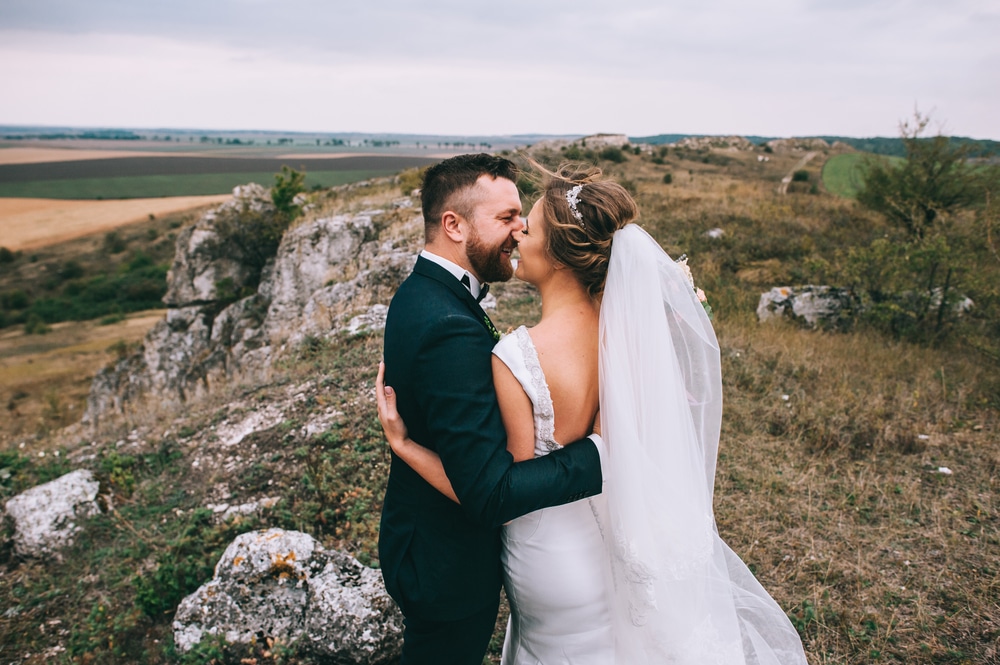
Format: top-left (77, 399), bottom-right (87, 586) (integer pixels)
top-left (173, 528), bottom-right (402, 664)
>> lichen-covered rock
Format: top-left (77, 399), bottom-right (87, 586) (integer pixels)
top-left (757, 286), bottom-right (857, 329)
top-left (342, 304), bottom-right (389, 336)
top-left (4, 469), bottom-right (102, 558)
top-left (173, 529), bottom-right (402, 664)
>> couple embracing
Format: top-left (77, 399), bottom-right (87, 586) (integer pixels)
top-left (376, 153), bottom-right (807, 665)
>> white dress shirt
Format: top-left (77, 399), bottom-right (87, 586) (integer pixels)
top-left (420, 249), bottom-right (485, 300)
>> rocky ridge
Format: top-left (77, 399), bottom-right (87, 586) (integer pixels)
top-left (84, 184), bottom-right (421, 425)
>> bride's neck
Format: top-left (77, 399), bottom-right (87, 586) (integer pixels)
top-left (537, 273), bottom-right (596, 322)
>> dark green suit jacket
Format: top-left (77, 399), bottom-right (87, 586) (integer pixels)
top-left (378, 256), bottom-right (603, 622)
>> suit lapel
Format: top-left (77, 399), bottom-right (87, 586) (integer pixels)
top-left (413, 256), bottom-right (501, 341)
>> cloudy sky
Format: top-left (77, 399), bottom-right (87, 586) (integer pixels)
top-left (1, 0), bottom-right (997, 139)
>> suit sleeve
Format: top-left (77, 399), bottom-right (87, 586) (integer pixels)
top-left (413, 314), bottom-right (603, 527)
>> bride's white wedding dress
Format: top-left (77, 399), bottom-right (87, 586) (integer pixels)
top-left (493, 326), bottom-right (615, 665)
top-left (492, 225), bottom-right (808, 665)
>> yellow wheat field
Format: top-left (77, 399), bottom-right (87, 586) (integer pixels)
top-left (0, 195), bottom-right (231, 251)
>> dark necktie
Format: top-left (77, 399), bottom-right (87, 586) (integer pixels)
top-left (460, 274), bottom-right (490, 303)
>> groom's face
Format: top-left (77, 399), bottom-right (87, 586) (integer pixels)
top-left (463, 175), bottom-right (524, 283)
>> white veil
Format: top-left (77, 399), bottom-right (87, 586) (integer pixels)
top-left (598, 225), bottom-right (807, 664)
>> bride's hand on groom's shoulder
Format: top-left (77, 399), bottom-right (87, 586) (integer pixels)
top-left (376, 361), bottom-right (409, 451)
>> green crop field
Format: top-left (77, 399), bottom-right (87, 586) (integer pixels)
top-left (0, 169), bottom-right (399, 199)
top-left (821, 153), bottom-right (866, 198)
top-left (822, 152), bottom-right (905, 199)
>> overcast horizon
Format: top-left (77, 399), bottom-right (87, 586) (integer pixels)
top-left (1, 1), bottom-right (997, 141)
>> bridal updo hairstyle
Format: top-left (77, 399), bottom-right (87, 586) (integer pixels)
top-left (535, 162), bottom-right (638, 299)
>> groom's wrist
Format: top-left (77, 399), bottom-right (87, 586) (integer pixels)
top-left (587, 434), bottom-right (608, 487)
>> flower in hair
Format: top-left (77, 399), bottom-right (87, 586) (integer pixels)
top-left (565, 184), bottom-right (585, 226)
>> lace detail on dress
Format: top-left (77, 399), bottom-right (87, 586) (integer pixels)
top-left (514, 327), bottom-right (560, 453)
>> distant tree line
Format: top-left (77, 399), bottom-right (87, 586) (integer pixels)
top-left (2, 129), bottom-right (142, 140)
top-left (631, 134), bottom-right (1000, 158)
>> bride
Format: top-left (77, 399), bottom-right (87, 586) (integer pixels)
top-left (376, 163), bottom-right (807, 664)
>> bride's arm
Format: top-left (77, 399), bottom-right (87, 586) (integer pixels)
top-left (492, 356), bottom-right (536, 462)
top-left (376, 362), bottom-right (459, 503)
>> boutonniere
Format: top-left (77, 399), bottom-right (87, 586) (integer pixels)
top-left (483, 315), bottom-right (501, 341)
top-left (676, 254), bottom-right (714, 319)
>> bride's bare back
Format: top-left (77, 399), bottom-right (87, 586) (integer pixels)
top-left (495, 307), bottom-right (599, 462)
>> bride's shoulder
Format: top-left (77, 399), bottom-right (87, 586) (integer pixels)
top-left (492, 325), bottom-right (532, 365)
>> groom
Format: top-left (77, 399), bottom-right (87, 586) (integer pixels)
top-left (379, 154), bottom-right (605, 665)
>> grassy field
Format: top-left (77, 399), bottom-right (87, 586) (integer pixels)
top-left (0, 311), bottom-right (164, 444)
top-left (822, 153), bottom-right (908, 199)
top-left (0, 170), bottom-right (400, 199)
top-left (821, 153), bottom-right (867, 198)
top-left (0, 147), bottom-right (997, 664)
top-left (0, 154), bottom-right (439, 199)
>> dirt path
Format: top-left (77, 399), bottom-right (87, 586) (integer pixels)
top-left (0, 195), bottom-right (231, 251)
top-left (778, 151), bottom-right (818, 194)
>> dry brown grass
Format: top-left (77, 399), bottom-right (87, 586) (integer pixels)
top-left (712, 317), bottom-right (998, 664)
top-left (0, 312), bottom-right (163, 447)
top-left (0, 196), bottom-right (232, 251)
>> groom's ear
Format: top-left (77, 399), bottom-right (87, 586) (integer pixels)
top-left (440, 210), bottom-right (467, 244)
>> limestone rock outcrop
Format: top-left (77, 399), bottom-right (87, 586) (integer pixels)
top-left (163, 183), bottom-right (268, 307)
top-left (173, 529), bottom-right (402, 664)
top-left (4, 469), bottom-right (103, 558)
top-left (765, 138), bottom-right (831, 152)
top-left (673, 135), bottom-right (757, 151)
top-left (757, 286), bottom-right (858, 329)
top-left (84, 183), bottom-right (421, 424)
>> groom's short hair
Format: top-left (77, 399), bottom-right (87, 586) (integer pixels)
top-left (421, 153), bottom-right (519, 241)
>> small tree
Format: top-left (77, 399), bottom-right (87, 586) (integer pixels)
top-left (857, 112), bottom-right (980, 240)
top-left (847, 112), bottom-right (996, 344)
top-left (271, 166), bottom-right (307, 220)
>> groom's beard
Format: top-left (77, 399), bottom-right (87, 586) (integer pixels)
top-left (467, 225), bottom-right (515, 283)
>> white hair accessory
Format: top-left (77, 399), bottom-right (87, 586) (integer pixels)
top-left (565, 184), bottom-right (585, 226)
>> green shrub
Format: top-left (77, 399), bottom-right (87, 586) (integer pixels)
top-left (1, 289), bottom-right (29, 310)
top-left (599, 146), bottom-right (627, 163)
top-left (210, 204), bottom-right (290, 290)
top-left (561, 144), bottom-right (599, 164)
top-left (663, 173), bottom-right (673, 185)
top-left (24, 313), bottom-right (50, 334)
top-left (206, 167), bottom-right (305, 291)
top-left (792, 170), bottom-right (810, 182)
top-left (0, 247), bottom-right (16, 263)
top-left (839, 234), bottom-right (966, 344)
top-left (399, 166), bottom-right (428, 195)
top-left (134, 509), bottom-right (260, 618)
top-left (104, 231), bottom-right (127, 254)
